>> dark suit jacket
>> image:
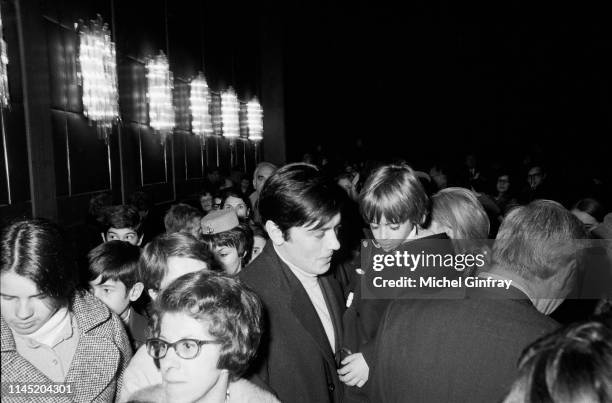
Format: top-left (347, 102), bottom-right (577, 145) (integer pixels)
top-left (239, 243), bottom-right (345, 403)
top-left (369, 286), bottom-right (559, 403)
top-left (342, 232), bottom-right (453, 402)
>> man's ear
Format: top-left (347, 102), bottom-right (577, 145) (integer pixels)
top-left (101, 233), bottom-right (107, 243)
top-left (128, 282), bottom-right (145, 302)
top-left (137, 235), bottom-right (144, 246)
top-left (147, 288), bottom-right (158, 301)
top-left (265, 220), bottom-right (285, 246)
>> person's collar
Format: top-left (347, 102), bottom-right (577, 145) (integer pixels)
top-left (120, 306), bottom-right (132, 325)
top-left (14, 306), bottom-right (72, 348)
top-left (482, 267), bottom-right (536, 303)
top-left (273, 244), bottom-right (318, 285)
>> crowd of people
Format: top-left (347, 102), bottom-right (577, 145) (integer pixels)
top-left (1, 153), bottom-right (611, 403)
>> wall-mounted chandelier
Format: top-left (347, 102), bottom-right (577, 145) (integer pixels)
top-left (246, 97), bottom-right (263, 141)
top-left (77, 15), bottom-right (119, 140)
top-left (146, 51), bottom-right (175, 141)
top-left (189, 72), bottom-right (213, 138)
top-left (0, 7), bottom-right (10, 108)
top-left (221, 87), bottom-right (240, 142)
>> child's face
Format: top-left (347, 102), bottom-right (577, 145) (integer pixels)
top-left (214, 246), bottom-right (242, 275)
top-left (104, 227), bottom-right (142, 246)
top-left (89, 276), bottom-right (132, 317)
top-left (369, 216), bottom-right (415, 252)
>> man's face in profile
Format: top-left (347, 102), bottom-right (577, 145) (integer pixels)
top-left (278, 213), bottom-right (342, 276)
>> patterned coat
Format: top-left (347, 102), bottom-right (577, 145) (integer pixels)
top-left (1, 291), bottom-right (133, 403)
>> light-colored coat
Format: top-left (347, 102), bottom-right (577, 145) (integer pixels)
top-left (1, 291), bottom-right (133, 403)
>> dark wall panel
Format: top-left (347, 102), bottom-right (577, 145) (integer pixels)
top-left (174, 80), bottom-right (190, 132)
top-left (51, 110), bottom-right (69, 197)
top-left (1, 105), bottom-right (30, 204)
top-left (122, 122), bottom-right (143, 194)
top-left (185, 134), bottom-right (203, 179)
top-left (173, 132), bottom-right (186, 181)
top-left (61, 26), bottom-right (81, 114)
top-left (66, 113), bottom-right (111, 195)
top-left (45, 20), bottom-right (68, 110)
top-left (139, 126), bottom-right (167, 185)
top-left (118, 61), bottom-right (147, 125)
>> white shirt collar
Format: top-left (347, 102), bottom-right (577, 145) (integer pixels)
top-left (18, 306), bottom-right (72, 348)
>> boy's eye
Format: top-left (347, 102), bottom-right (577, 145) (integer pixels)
top-left (1, 295), bottom-right (15, 301)
top-left (390, 226), bottom-right (400, 231)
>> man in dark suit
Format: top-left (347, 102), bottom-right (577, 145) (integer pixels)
top-left (239, 163), bottom-right (345, 403)
top-left (369, 200), bottom-right (587, 403)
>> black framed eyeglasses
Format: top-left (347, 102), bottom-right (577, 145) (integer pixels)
top-left (146, 338), bottom-right (221, 360)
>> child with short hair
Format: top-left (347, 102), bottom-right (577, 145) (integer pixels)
top-left (87, 240), bottom-right (147, 351)
top-left (101, 205), bottom-right (144, 246)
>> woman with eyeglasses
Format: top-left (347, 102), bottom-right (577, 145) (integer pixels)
top-left (128, 271), bottom-right (278, 403)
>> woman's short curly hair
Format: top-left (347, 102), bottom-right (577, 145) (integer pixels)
top-left (150, 271), bottom-right (262, 380)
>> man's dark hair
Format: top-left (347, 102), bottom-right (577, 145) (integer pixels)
top-left (87, 240), bottom-right (142, 290)
top-left (258, 163), bottom-right (344, 238)
top-left (102, 205), bottom-right (143, 235)
top-left (1, 219), bottom-right (78, 301)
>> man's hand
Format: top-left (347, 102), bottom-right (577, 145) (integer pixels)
top-left (337, 353), bottom-right (369, 388)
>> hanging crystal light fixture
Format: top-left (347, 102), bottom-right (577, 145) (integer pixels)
top-left (246, 97), bottom-right (263, 141)
top-left (146, 51), bottom-right (175, 142)
top-left (0, 7), bottom-right (10, 108)
top-left (77, 15), bottom-right (119, 140)
top-left (221, 87), bottom-right (240, 142)
top-left (190, 72), bottom-right (213, 138)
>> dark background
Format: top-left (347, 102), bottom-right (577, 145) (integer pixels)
top-left (282, 0), bottom-right (611, 171)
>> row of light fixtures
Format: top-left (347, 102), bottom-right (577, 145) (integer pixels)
top-left (0, 13), bottom-right (264, 146)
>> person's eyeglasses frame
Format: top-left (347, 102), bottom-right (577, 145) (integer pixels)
top-left (146, 337), bottom-right (221, 360)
